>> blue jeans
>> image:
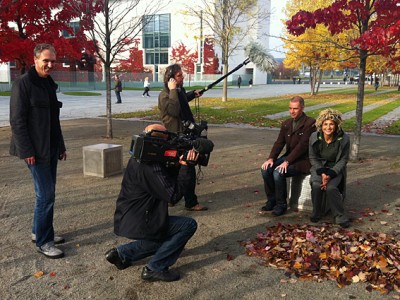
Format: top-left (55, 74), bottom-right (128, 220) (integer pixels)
top-left (117, 216), bottom-right (197, 272)
top-left (28, 150), bottom-right (59, 247)
top-left (261, 156), bottom-right (302, 207)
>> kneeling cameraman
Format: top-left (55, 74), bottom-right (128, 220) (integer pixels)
top-left (105, 124), bottom-right (198, 282)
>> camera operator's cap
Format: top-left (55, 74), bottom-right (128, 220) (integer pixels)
top-left (144, 124), bottom-right (168, 139)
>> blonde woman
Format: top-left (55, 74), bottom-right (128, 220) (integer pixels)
top-left (309, 109), bottom-right (350, 228)
top-left (142, 77), bottom-right (150, 97)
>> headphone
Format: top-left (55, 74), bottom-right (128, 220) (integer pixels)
top-left (167, 66), bottom-right (174, 80)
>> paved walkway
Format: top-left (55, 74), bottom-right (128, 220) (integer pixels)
top-left (0, 84), bottom-right (344, 127)
top-left (1, 83), bottom-right (398, 128)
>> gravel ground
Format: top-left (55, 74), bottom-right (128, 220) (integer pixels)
top-left (0, 118), bottom-right (399, 300)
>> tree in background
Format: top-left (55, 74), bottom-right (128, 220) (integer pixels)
top-left (186, 0), bottom-right (270, 102)
top-left (114, 38), bottom-right (152, 81)
top-left (73, 0), bottom-right (167, 138)
top-left (202, 36), bottom-right (221, 74)
top-left (283, 0), bottom-right (342, 95)
top-left (0, 0), bottom-right (98, 75)
top-left (170, 41), bottom-right (198, 75)
top-left (271, 61), bottom-right (299, 80)
top-left (287, 0), bottom-right (400, 160)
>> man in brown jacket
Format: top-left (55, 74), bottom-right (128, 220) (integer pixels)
top-left (260, 96), bottom-right (316, 216)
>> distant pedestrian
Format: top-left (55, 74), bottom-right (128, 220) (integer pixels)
top-left (374, 77), bottom-right (379, 91)
top-left (249, 78), bottom-right (253, 87)
top-left (292, 77), bottom-right (296, 84)
top-left (114, 74), bottom-right (122, 104)
top-left (142, 77), bottom-right (150, 97)
top-left (237, 76), bottom-right (242, 88)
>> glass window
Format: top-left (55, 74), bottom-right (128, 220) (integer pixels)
top-left (62, 21), bottom-right (80, 39)
top-left (160, 52), bottom-right (168, 64)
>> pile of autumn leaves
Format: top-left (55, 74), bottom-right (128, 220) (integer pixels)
top-left (243, 223), bottom-right (400, 295)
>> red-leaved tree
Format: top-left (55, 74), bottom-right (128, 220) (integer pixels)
top-left (170, 41), bottom-right (198, 74)
top-left (114, 38), bottom-right (152, 80)
top-left (287, 0), bottom-right (400, 160)
top-left (203, 36), bottom-right (220, 74)
top-left (0, 0), bottom-right (99, 75)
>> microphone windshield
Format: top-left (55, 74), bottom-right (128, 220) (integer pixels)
top-left (245, 42), bottom-right (277, 72)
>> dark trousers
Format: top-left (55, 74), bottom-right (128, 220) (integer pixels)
top-left (178, 165), bottom-right (198, 208)
top-left (143, 87), bottom-right (150, 96)
top-left (261, 156), bottom-right (302, 207)
top-left (115, 91), bottom-right (122, 103)
top-left (311, 173), bottom-right (348, 224)
top-left (117, 216), bottom-right (197, 272)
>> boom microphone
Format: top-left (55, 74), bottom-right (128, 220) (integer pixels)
top-left (199, 41), bottom-right (277, 94)
top-left (245, 41), bottom-right (277, 73)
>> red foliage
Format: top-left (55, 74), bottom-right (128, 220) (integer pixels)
top-left (114, 38), bottom-right (150, 78)
top-left (286, 0), bottom-right (400, 58)
top-left (0, 0), bottom-right (101, 74)
top-left (171, 41), bottom-right (198, 74)
top-left (203, 37), bottom-right (220, 74)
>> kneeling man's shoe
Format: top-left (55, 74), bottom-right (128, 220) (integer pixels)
top-left (141, 266), bottom-right (180, 282)
top-left (105, 248), bottom-right (128, 270)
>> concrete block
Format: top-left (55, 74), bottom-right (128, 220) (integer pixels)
top-left (83, 143), bottom-right (123, 178)
top-left (288, 174), bottom-right (312, 211)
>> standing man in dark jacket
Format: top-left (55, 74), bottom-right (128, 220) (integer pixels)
top-left (260, 96), bottom-right (316, 216)
top-left (114, 74), bottom-right (122, 103)
top-left (9, 43), bottom-right (67, 259)
top-left (105, 124), bottom-right (198, 282)
top-left (158, 64), bottom-right (208, 211)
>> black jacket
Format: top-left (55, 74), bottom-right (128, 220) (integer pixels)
top-left (9, 67), bottom-right (65, 163)
top-left (114, 158), bottom-right (191, 240)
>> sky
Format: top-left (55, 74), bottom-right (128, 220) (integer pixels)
top-left (269, 0), bottom-right (288, 58)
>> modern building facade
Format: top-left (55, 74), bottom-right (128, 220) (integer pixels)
top-left (140, 0), bottom-right (271, 85)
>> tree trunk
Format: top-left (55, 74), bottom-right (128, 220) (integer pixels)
top-left (222, 59), bottom-right (228, 102)
top-left (104, 0), bottom-right (113, 139)
top-left (105, 64), bottom-right (113, 139)
top-left (350, 50), bottom-right (367, 161)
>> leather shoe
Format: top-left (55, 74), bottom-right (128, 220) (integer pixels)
top-left (185, 204), bottom-right (208, 211)
top-left (272, 205), bottom-right (287, 216)
top-left (141, 266), bottom-right (180, 282)
top-left (105, 248), bottom-right (127, 270)
top-left (260, 200), bottom-right (276, 212)
top-left (309, 217), bottom-right (321, 223)
top-left (339, 221), bottom-right (350, 228)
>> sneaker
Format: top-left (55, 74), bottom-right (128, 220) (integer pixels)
top-left (36, 243), bottom-right (64, 259)
top-left (141, 266), bottom-right (180, 282)
top-left (31, 233), bottom-right (65, 244)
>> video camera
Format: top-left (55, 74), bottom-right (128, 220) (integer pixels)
top-left (129, 121), bottom-right (214, 166)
